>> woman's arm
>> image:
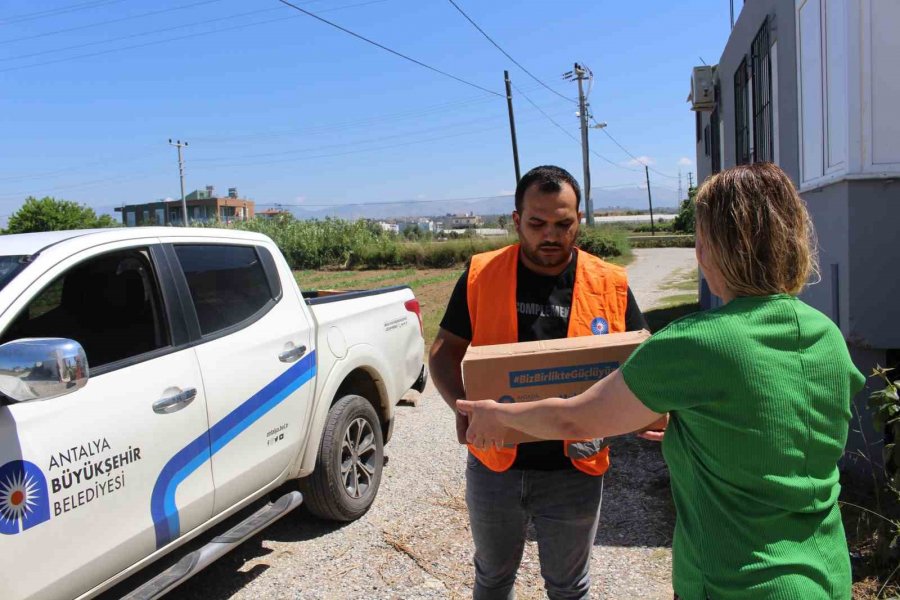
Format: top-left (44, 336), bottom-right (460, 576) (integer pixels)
top-left (456, 369), bottom-right (662, 448)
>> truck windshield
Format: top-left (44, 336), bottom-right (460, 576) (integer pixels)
top-left (0, 256), bottom-right (27, 292)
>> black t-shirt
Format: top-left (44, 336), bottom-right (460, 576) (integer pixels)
top-left (440, 251), bottom-right (648, 470)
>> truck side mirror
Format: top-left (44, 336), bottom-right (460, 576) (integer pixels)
top-left (0, 338), bottom-right (89, 403)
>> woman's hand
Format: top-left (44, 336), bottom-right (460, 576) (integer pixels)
top-left (635, 413), bottom-right (669, 442)
top-left (456, 399), bottom-right (507, 449)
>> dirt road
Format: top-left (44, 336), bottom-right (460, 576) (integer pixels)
top-left (627, 247), bottom-right (698, 311)
top-left (165, 248), bottom-right (696, 600)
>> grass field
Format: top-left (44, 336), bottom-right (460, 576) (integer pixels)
top-left (295, 253), bottom-right (633, 346)
top-left (296, 268), bottom-right (463, 344)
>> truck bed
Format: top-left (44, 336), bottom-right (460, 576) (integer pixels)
top-left (302, 285), bottom-right (411, 305)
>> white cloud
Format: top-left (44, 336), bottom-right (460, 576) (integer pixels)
top-left (293, 195), bottom-right (306, 204)
top-left (677, 157), bottom-right (693, 167)
top-left (497, 189), bottom-right (515, 196)
top-left (624, 155), bottom-right (655, 167)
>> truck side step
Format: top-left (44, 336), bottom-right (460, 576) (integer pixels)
top-left (122, 491), bottom-right (303, 600)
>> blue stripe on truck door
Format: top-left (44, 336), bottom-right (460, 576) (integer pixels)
top-left (150, 351), bottom-right (317, 549)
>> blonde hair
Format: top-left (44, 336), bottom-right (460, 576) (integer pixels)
top-left (695, 163), bottom-right (819, 296)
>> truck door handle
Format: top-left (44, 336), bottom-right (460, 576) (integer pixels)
top-left (279, 344), bottom-right (307, 363)
top-left (153, 388), bottom-right (197, 414)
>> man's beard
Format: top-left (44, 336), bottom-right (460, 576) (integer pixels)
top-left (520, 242), bottom-right (572, 269)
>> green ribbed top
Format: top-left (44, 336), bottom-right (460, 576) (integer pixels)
top-left (621, 295), bottom-right (865, 600)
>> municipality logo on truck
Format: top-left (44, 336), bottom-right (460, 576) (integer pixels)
top-left (0, 460), bottom-right (51, 535)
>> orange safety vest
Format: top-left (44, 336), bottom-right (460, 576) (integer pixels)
top-left (465, 243), bottom-right (628, 476)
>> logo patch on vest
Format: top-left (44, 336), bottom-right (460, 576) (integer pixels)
top-left (590, 317), bottom-right (609, 335)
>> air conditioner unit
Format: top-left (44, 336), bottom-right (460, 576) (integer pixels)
top-left (689, 66), bottom-right (716, 111)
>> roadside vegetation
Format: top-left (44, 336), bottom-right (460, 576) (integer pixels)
top-left (226, 215), bottom-right (631, 270)
top-left (2, 196), bottom-right (119, 234)
top-left (843, 364), bottom-right (900, 599)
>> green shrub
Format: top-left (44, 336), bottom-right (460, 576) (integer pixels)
top-left (631, 220), bottom-right (674, 234)
top-left (207, 218), bottom-right (632, 270)
top-left (672, 187), bottom-right (697, 233)
top-left (576, 226), bottom-right (629, 259)
top-left (629, 235), bottom-right (695, 249)
top-left (209, 218), bottom-right (519, 269)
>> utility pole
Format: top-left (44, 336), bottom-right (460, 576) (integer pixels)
top-left (678, 170), bottom-right (683, 202)
top-left (645, 165), bottom-right (656, 236)
top-left (503, 71), bottom-right (521, 184)
top-left (168, 139), bottom-right (189, 226)
top-left (687, 171), bottom-right (694, 190)
top-left (565, 63), bottom-right (593, 226)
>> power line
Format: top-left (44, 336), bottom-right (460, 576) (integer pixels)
top-left (194, 110), bottom-right (572, 169)
top-left (275, 0), bottom-right (502, 97)
top-left (592, 117), bottom-right (679, 179)
top-left (512, 82), bottom-right (641, 173)
top-left (191, 104), bottom-right (571, 163)
top-left (0, 86), bottom-right (560, 186)
top-left (190, 81), bottom-right (549, 144)
top-left (0, 147), bottom-right (165, 184)
top-left (445, 0), bottom-right (573, 104)
top-left (511, 82), bottom-right (579, 143)
top-left (0, 0), bottom-right (387, 73)
top-left (190, 94), bottom-right (501, 144)
top-left (0, 169), bottom-right (164, 201)
top-left (0, 0), bottom-right (129, 25)
top-left (0, 6), bottom-right (284, 63)
top-left (0, 0), bottom-right (228, 46)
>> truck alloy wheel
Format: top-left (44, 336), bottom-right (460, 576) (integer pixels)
top-left (299, 394), bottom-right (384, 521)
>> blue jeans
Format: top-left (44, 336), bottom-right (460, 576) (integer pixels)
top-left (465, 454), bottom-right (604, 600)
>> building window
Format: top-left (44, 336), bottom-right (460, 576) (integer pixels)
top-left (751, 17), bottom-right (774, 163)
top-left (704, 126), bottom-right (710, 156)
top-left (734, 58), bottom-right (751, 165)
top-left (696, 111), bottom-right (702, 143)
top-left (125, 211), bottom-right (136, 227)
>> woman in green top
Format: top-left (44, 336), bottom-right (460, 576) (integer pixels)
top-left (457, 163), bottom-right (866, 600)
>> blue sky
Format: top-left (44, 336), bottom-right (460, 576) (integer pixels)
top-left (0, 0), bottom-right (733, 220)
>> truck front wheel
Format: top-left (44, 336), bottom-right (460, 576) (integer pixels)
top-left (299, 394), bottom-right (384, 521)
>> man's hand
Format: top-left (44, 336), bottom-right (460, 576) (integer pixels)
top-left (456, 399), bottom-right (507, 449)
top-left (455, 411), bottom-right (469, 445)
top-left (635, 413), bottom-right (669, 442)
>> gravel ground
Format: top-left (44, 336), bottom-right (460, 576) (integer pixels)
top-left (167, 248), bottom-right (697, 600)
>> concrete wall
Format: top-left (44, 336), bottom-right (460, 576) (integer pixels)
top-left (803, 178), bottom-right (900, 348)
top-left (846, 179), bottom-right (900, 349)
top-left (693, 0), bottom-right (900, 474)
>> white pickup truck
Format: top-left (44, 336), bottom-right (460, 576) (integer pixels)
top-left (0, 227), bottom-right (427, 600)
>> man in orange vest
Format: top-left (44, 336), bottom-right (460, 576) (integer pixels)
top-left (430, 165), bottom-right (649, 599)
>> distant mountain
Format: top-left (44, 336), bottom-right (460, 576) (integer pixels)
top-left (89, 185), bottom-right (680, 224)
top-left (291, 186), bottom-right (680, 221)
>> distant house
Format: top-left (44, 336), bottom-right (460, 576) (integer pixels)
top-left (444, 228), bottom-right (509, 238)
top-left (378, 222), bottom-right (400, 233)
top-left (258, 208), bottom-right (291, 220)
top-left (116, 186), bottom-right (254, 226)
top-left (449, 214), bottom-right (482, 229)
top-left (398, 219), bottom-right (435, 233)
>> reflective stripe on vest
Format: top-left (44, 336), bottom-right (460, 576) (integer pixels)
top-left (465, 243), bottom-right (628, 476)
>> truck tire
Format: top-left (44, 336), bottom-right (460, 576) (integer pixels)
top-left (299, 394), bottom-right (384, 521)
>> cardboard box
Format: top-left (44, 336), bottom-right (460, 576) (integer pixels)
top-left (461, 330), bottom-right (650, 443)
